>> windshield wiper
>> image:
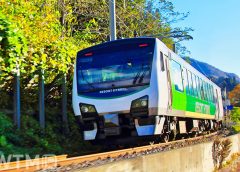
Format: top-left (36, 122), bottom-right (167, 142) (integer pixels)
top-left (133, 64), bottom-right (150, 84)
top-left (133, 72), bottom-right (141, 85)
top-left (139, 66), bottom-right (150, 84)
top-left (133, 64), bottom-right (144, 85)
top-left (79, 67), bottom-right (96, 90)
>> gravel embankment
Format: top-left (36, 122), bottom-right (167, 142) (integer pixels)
top-left (39, 130), bottom-right (233, 172)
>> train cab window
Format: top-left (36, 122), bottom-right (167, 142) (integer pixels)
top-left (170, 60), bottom-right (184, 92)
top-left (160, 52), bottom-right (165, 71)
top-left (187, 70), bottom-right (193, 95)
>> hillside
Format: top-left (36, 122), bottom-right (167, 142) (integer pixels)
top-left (186, 57), bottom-right (240, 91)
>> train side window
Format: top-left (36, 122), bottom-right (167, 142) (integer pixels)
top-left (210, 85), bottom-right (214, 102)
top-left (198, 77), bottom-right (201, 98)
top-left (190, 73), bottom-right (194, 96)
top-left (160, 52), bottom-right (165, 71)
top-left (196, 76), bottom-right (201, 99)
top-left (187, 70), bottom-right (193, 95)
top-left (192, 74), bottom-right (197, 97)
top-left (213, 86), bottom-right (217, 103)
top-left (207, 84), bottom-right (212, 102)
top-left (193, 74), bottom-right (199, 98)
top-left (200, 79), bottom-right (204, 100)
top-left (203, 81), bottom-right (206, 101)
top-left (203, 82), bottom-right (208, 101)
top-left (170, 60), bottom-right (184, 92)
top-left (207, 83), bottom-right (210, 102)
top-left (186, 69), bottom-right (190, 94)
top-left (195, 76), bottom-right (198, 98)
top-left (206, 83), bottom-right (210, 102)
top-left (213, 86), bottom-right (215, 102)
top-left (213, 88), bottom-right (217, 103)
top-left (206, 83), bottom-right (209, 102)
top-left (182, 68), bottom-right (188, 93)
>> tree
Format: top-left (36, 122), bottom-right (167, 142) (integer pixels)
top-left (0, 12), bottom-right (28, 128)
top-left (228, 84), bottom-right (240, 107)
top-left (0, 0), bottom-right (81, 130)
top-left (0, 12), bottom-right (27, 86)
top-left (0, 0), bottom-right (192, 132)
top-left (230, 107), bottom-right (240, 122)
top-left (65, 0), bottom-right (192, 51)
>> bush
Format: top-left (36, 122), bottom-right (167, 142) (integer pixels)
top-left (230, 107), bottom-right (240, 122)
top-left (212, 137), bottom-right (232, 169)
top-left (232, 124), bottom-right (240, 133)
top-left (0, 111), bottom-right (96, 159)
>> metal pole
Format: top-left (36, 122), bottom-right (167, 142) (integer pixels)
top-left (172, 43), bottom-right (176, 53)
top-left (14, 64), bottom-right (21, 129)
top-left (62, 73), bottom-right (69, 134)
top-left (109, 0), bottom-right (116, 41)
top-left (39, 69), bottom-right (45, 130)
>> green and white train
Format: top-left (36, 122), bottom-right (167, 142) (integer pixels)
top-left (72, 38), bottom-right (223, 141)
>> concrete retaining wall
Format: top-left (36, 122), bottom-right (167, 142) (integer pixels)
top-left (76, 134), bottom-right (240, 172)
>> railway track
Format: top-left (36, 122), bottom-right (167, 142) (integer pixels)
top-left (0, 132), bottom-right (223, 172)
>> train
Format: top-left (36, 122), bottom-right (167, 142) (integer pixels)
top-left (72, 37), bottom-right (223, 142)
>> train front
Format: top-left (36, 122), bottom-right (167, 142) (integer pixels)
top-left (72, 38), bottom-right (159, 140)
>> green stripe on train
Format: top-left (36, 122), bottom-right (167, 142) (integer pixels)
top-left (171, 85), bottom-right (216, 116)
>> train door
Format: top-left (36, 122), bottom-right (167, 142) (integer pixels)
top-left (169, 54), bottom-right (186, 111)
top-left (165, 53), bottom-right (172, 111)
top-left (215, 89), bottom-right (220, 120)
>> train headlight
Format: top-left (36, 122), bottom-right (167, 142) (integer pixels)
top-left (141, 100), bottom-right (147, 107)
top-left (81, 106), bottom-right (89, 113)
top-left (131, 96), bottom-right (148, 109)
top-left (80, 103), bottom-right (96, 113)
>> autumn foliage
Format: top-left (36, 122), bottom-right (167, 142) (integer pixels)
top-left (228, 84), bottom-right (240, 107)
top-left (0, 0), bottom-right (193, 156)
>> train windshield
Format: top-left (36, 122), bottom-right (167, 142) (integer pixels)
top-left (77, 40), bottom-right (155, 93)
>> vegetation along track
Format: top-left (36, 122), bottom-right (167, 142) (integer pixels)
top-left (0, 131), bottom-right (231, 172)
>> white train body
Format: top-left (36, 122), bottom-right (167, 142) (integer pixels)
top-left (72, 38), bottom-right (223, 140)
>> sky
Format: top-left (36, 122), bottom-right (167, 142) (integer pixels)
top-left (170, 0), bottom-right (240, 76)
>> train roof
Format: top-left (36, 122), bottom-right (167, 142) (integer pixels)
top-left (77, 37), bottom-right (156, 57)
top-left (77, 37), bottom-right (221, 89)
top-left (155, 38), bottom-right (220, 89)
